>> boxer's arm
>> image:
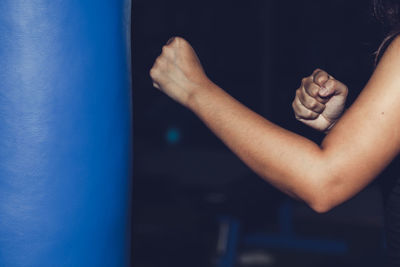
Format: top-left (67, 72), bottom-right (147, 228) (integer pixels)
top-left (151, 37), bottom-right (400, 213)
top-left (188, 81), bottom-right (324, 203)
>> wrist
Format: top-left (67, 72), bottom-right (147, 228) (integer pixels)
top-left (186, 78), bottom-right (217, 110)
top-left (324, 120), bottom-right (337, 134)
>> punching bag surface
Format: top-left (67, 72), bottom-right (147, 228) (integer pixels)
top-left (0, 1), bottom-right (132, 266)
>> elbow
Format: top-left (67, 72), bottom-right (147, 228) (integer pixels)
top-left (309, 200), bottom-right (334, 214)
top-left (288, 150), bottom-right (355, 214)
top-left (292, 186), bottom-right (336, 213)
top-left (302, 172), bottom-right (343, 214)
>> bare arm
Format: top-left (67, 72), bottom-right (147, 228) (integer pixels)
top-left (150, 36), bottom-right (400, 213)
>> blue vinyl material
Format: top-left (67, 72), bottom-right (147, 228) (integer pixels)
top-left (0, 1), bottom-right (132, 266)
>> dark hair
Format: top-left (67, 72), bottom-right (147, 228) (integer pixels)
top-left (373, 0), bottom-right (400, 64)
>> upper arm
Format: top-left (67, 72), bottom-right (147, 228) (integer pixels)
top-left (319, 36), bottom-right (400, 208)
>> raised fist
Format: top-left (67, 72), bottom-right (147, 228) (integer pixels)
top-left (292, 69), bottom-right (348, 132)
top-left (150, 37), bottom-right (210, 106)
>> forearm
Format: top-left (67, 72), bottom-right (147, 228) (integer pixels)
top-left (187, 82), bottom-right (327, 208)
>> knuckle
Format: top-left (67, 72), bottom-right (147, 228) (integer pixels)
top-left (312, 68), bottom-right (321, 77)
top-left (155, 57), bottom-right (165, 67)
top-left (315, 72), bottom-right (327, 83)
top-left (304, 109), bottom-right (315, 118)
top-left (149, 68), bottom-right (156, 78)
top-left (308, 84), bottom-right (319, 97)
top-left (297, 91), bottom-right (305, 102)
top-left (304, 77), bottom-right (313, 89)
top-left (174, 36), bottom-right (185, 44)
top-left (166, 36), bottom-right (176, 45)
top-left (321, 71), bottom-right (329, 77)
top-left (168, 36), bottom-right (184, 47)
top-left (338, 81), bottom-right (349, 93)
top-left (308, 100), bottom-right (318, 109)
top-left (344, 85), bottom-right (349, 95)
top-left (162, 45), bottom-right (169, 53)
top-left (162, 45), bottom-right (174, 55)
top-left (292, 101), bottom-right (301, 113)
top-left (292, 100), bottom-right (297, 110)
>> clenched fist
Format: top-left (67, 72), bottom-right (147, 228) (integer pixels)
top-left (150, 37), bottom-right (211, 106)
top-left (292, 69), bottom-right (348, 132)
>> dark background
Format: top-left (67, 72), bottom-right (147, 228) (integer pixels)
top-left (132, 1), bottom-right (386, 266)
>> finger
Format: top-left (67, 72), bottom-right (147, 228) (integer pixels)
top-left (312, 68), bottom-right (335, 80)
top-left (166, 36), bottom-right (186, 47)
top-left (149, 67), bottom-right (158, 80)
top-left (302, 77), bottom-right (319, 97)
top-left (302, 77), bottom-right (329, 103)
top-left (313, 69), bottom-right (330, 87)
top-left (166, 36), bottom-right (176, 45)
top-left (161, 45), bottom-right (174, 59)
top-left (292, 96), bottom-right (319, 120)
top-left (297, 88), bottom-right (325, 113)
top-left (153, 56), bottom-right (167, 71)
top-left (149, 58), bottom-right (163, 80)
top-left (318, 78), bottom-right (348, 98)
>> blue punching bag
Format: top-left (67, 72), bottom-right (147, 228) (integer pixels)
top-left (0, 1), bottom-right (132, 266)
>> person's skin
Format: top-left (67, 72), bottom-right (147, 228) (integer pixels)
top-left (150, 36), bottom-right (400, 213)
top-left (292, 69), bottom-right (348, 133)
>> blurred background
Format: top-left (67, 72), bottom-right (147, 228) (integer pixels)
top-left (131, 1), bottom-right (386, 266)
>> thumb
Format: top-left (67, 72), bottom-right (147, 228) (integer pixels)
top-left (318, 78), bottom-right (347, 98)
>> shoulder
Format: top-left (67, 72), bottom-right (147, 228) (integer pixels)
top-left (379, 34), bottom-right (400, 65)
top-left (371, 34), bottom-right (400, 85)
top-left (387, 34), bottom-right (400, 53)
